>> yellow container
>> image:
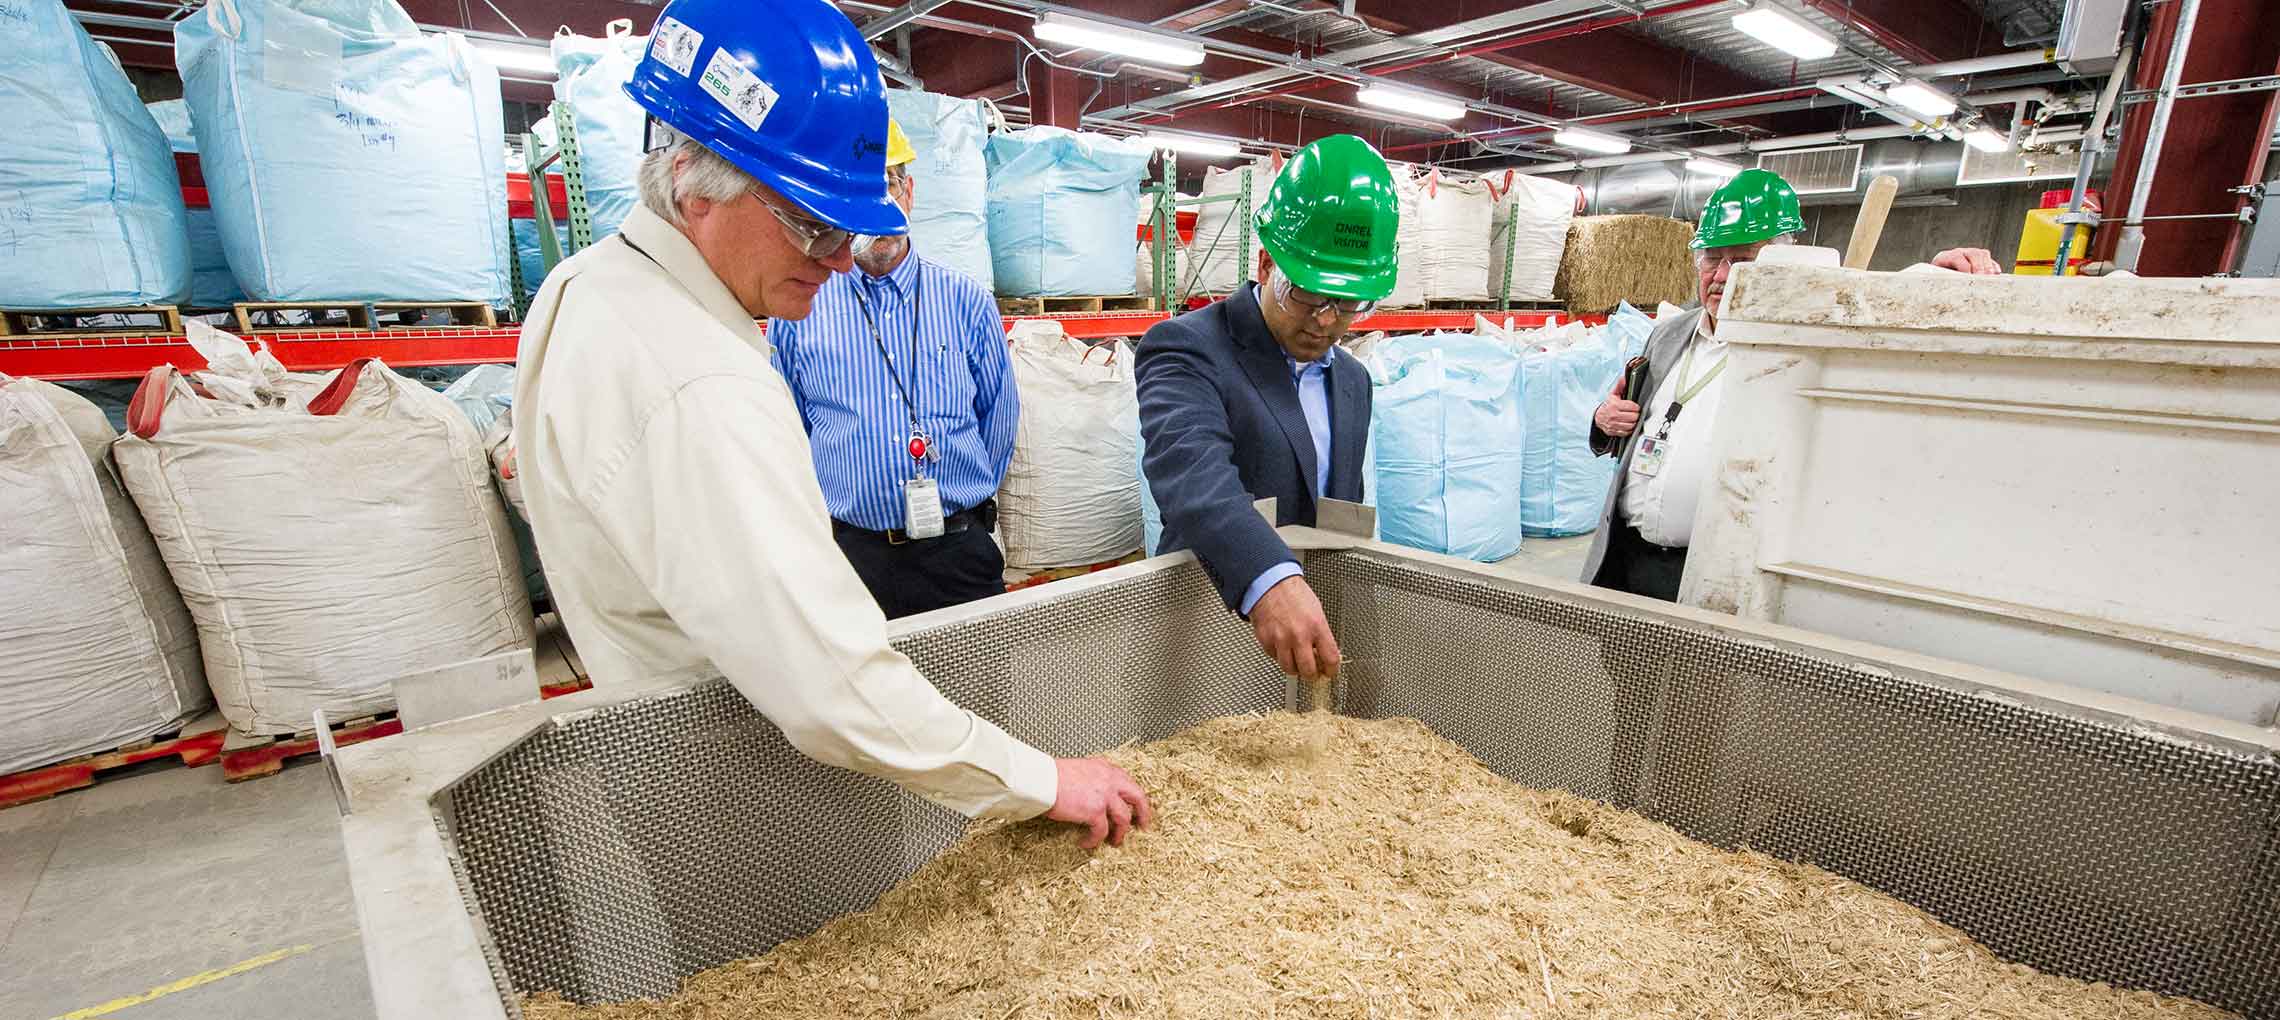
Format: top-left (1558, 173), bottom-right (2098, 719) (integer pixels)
top-left (2014, 205), bottom-right (2093, 276)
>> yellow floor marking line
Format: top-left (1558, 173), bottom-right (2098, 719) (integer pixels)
top-left (49, 936), bottom-right (348, 1020)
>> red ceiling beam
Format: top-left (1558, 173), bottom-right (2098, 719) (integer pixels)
top-left (1482, 30), bottom-right (1779, 106)
top-left (1795, 0), bottom-right (1994, 66)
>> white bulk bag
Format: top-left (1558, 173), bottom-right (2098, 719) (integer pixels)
top-left (1418, 173), bottom-right (1498, 301)
top-left (1489, 172), bottom-right (1581, 303)
top-left (114, 324), bottom-right (533, 734)
top-left (1384, 165), bottom-right (1428, 308)
top-left (999, 321), bottom-right (1143, 569)
top-left (0, 376), bottom-right (209, 772)
top-left (1187, 158), bottom-right (1275, 295)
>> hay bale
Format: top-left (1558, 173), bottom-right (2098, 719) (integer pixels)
top-left (1555, 214), bottom-right (1698, 315)
top-left (525, 713), bottom-right (2236, 1020)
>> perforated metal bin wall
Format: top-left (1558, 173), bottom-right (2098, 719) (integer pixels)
top-left (435, 550), bottom-right (2280, 1018)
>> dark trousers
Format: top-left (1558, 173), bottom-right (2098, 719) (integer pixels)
top-left (831, 523), bottom-right (1006, 620)
top-left (1595, 524), bottom-right (1688, 602)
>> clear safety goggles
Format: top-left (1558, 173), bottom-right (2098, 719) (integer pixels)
top-left (1272, 272), bottom-right (1377, 320)
top-left (754, 190), bottom-right (855, 260)
top-left (1692, 241), bottom-right (1773, 271)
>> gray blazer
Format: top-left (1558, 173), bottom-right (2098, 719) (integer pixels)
top-left (1578, 305), bottom-right (1707, 587)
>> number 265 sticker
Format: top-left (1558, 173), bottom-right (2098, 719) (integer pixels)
top-left (698, 48), bottom-right (778, 131)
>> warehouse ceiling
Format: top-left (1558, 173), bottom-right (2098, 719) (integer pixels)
top-left (71, 0), bottom-right (2106, 171)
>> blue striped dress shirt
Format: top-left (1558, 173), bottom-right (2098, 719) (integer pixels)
top-left (770, 254), bottom-right (1020, 531)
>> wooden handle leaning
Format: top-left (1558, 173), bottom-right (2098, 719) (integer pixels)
top-left (1845, 174), bottom-right (1900, 270)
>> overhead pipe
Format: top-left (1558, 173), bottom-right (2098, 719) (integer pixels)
top-left (860, 0), bottom-right (960, 41)
top-left (1907, 47), bottom-right (2058, 79)
top-left (2054, 39), bottom-right (2137, 275)
top-left (1378, 84), bottom-right (1827, 156)
top-left (1189, 0), bottom-right (1732, 118)
top-left (2113, 0), bottom-right (2201, 271)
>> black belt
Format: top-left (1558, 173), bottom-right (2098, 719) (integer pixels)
top-left (834, 499), bottom-right (996, 546)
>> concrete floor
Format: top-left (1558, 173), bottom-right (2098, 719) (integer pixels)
top-left (0, 536), bottom-right (1593, 1019)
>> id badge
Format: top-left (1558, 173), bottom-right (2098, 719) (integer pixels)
top-left (1633, 436), bottom-right (1668, 478)
top-left (902, 477), bottom-right (946, 539)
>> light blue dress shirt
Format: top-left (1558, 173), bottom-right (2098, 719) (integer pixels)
top-left (1238, 342), bottom-right (1338, 616)
top-left (769, 255), bottom-right (1019, 531)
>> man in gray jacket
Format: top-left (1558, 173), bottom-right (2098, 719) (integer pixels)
top-left (1581, 169), bottom-right (1999, 600)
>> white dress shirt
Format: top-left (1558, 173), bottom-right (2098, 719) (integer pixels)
top-left (1619, 319), bottom-right (1728, 549)
top-left (511, 203), bottom-right (1057, 820)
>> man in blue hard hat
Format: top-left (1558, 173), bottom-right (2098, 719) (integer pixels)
top-left (511, 0), bottom-right (1148, 850)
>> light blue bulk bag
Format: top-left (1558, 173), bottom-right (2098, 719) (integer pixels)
top-left (0, 2), bottom-right (189, 308)
top-left (508, 217), bottom-right (572, 300)
top-left (1518, 341), bottom-right (1618, 537)
top-left (886, 89), bottom-right (995, 291)
top-left (1514, 303), bottom-right (1654, 536)
top-left (985, 128), bottom-right (1151, 296)
top-left (550, 21), bottom-right (645, 240)
top-left (174, 0), bottom-right (510, 305)
top-left (1369, 334), bottom-right (1526, 561)
top-left (145, 99), bottom-right (246, 308)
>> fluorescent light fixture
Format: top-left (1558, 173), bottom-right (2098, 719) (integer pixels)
top-left (1356, 84), bottom-right (1467, 121)
top-left (1732, 2), bottom-right (1840, 61)
top-left (467, 39), bottom-right (557, 75)
top-left (1884, 79), bottom-right (1958, 118)
top-left (1963, 126), bottom-right (2011, 152)
top-left (1685, 155), bottom-right (1743, 176)
top-left (1138, 132), bottom-right (1240, 158)
top-left (1553, 127), bottom-right (1632, 155)
top-left (1033, 12), bottom-right (1204, 67)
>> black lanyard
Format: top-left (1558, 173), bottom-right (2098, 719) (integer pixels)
top-left (852, 257), bottom-right (927, 454)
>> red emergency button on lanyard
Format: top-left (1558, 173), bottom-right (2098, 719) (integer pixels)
top-left (908, 433), bottom-right (929, 461)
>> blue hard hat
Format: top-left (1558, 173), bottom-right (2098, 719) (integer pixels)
top-left (625, 0), bottom-right (907, 236)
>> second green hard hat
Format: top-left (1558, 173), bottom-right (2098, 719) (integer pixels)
top-left (1252, 134), bottom-right (1401, 301)
top-left (1693, 167), bottom-right (1806, 249)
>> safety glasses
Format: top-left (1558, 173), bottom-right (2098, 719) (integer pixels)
top-left (1693, 241), bottom-right (1772, 271)
top-left (754, 190), bottom-right (855, 260)
top-left (1272, 273), bottom-right (1377, 320)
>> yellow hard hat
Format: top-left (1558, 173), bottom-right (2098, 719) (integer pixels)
top-left (885, 118), bottom-right (916, 168)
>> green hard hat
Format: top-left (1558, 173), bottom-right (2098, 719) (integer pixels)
top-left (1253, 134), bottom-right (1400, 301)
top-left (1693, 167), bottom-right (1806, 249)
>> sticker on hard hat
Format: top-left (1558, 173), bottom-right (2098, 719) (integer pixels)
top-left (699, 48), bottom-right (778, 131)
top-left (651, 16), bottom-right (702, 77)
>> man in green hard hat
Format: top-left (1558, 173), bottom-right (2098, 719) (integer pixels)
top-left (1137, 134), bottom-right (1400, 683)
top-left (1581, 168), bottom-right (1997, 600)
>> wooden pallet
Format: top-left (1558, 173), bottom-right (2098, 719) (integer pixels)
top-left (0, 305), bottom-right (183, 337)
top-left (232, 300), bottom-right (498, 333)
top-left (233, 301), bottom-right (373, 332)
top-left (0, 714), bottom-right (227, 811)
top-left (220, 713), bottom-right (403, 782)
top-left (1003, 551), bottom-right (1145, 593)
top-left (1421, 298), bottom-right (1565, 311)
top-left (370, 301), bottom-right (498, 329)
top-left (997, 294), bottom-right (1157, 315)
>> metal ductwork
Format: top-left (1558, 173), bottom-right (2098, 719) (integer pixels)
top-left (1558, 138), bottom-right (1990, 217)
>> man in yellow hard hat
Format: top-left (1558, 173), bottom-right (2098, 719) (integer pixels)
top-left (771, 117), bottom-right (1026, 619)
top-left (1581, 168), bottom-right (1999, 600)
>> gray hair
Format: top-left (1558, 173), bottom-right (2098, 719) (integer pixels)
top-left (636, 128), bottom-right (760, 228)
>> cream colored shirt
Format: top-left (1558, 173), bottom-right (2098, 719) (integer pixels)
top-left (1619, 319), bottom-right (1728, 548)
top-left (512, 204), bottom-right (1057, 820)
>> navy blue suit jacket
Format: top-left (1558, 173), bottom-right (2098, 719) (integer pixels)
top-left (1136, 285), bottom-right (1372, 612)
